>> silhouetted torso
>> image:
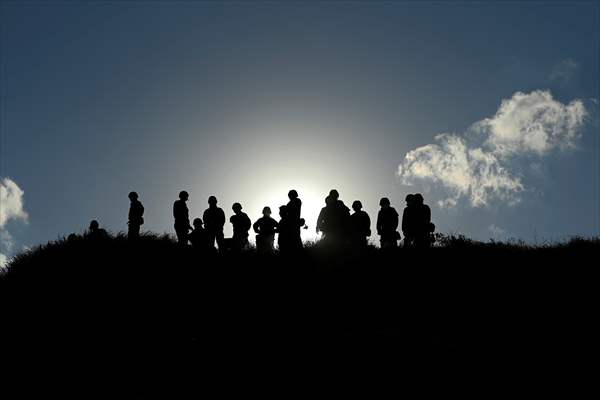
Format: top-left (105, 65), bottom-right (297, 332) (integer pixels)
top-left (189, 226), bottom-right (210, 251)
top-left (203, 207), bottom-right (225, 232)
top-left (203, 206), bottom-right (226, 250)
top-left (350, 210), bottom-right (371, 245)
top-left (230, 212), bottom-right (251, 250)
top-left (173, 200), bottom-right (189, 226)
top-left (377, 207), bottom-right (399, 248)
top-left (253, 216), bottom-right (278, 236)
top-left (254, 216), bottom-right (278, 254)
top-left (128, 199), bottom-right (144, 239)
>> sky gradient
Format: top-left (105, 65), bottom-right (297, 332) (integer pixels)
top-left (1, 1), bottom-right (599, 262)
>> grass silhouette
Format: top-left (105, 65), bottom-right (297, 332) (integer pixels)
top-left (1, 232), bottom-right (596, 390)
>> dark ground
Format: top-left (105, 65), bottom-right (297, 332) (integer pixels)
top-left (1, 234), bottom-right (596, 394)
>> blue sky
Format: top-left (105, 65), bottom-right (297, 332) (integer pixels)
top-left (1, 1), bottom-right (598, 261)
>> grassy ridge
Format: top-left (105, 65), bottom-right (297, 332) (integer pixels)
top-left (1, 233), bottom-right (597, 390)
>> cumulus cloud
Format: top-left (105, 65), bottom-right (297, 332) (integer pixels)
top-left (475, 90), bottom-right (586, 157)
top-left (397, 90), bottom-right (588, 207)
top-left (549, 58), bottom-right (579, 83)
top-left (1, 178), bottom-right (28, 269)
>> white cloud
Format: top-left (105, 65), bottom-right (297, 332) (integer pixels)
top-left (475, 90), bottom-right (586, 157)
top-left (1, 177), bottom-right (28, 228)
top-left (1, 178), bottom-right (28, 269)
top-left (549, 58), bottom-right (579, 83)
top-left (397, 90), bottom-right (588, 207)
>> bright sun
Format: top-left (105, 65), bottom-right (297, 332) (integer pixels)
top-left (245, 182), bottom-right (327, 243)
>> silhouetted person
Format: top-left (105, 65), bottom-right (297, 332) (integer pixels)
top-left (173, 190), bottom-right (192, 246)
top-left (316, 196), bottom-right (332, 236)
top-left (350, 200), bottom-right (371, 247)
top-left (320, 189), bottom-right (350, 244)
top-left (203, 196), bottom-right (225, 251)
top-left (377, 197), bottom-right (399, 248)
top-left (253, 206), bottom-right (278, 254)
top-left (189, 218), bottom-right (211, 252)
top-left (413, 193), bottom-right (433, 247)
top-left (87, 220), bottom-right (108, 240)
top-left (286, 190), bottom-right (304, 249)
top-left (230, 202), bottom-right (251, 251)
top-left (402, 194), bottom-right (416, 247)
top-left (128, 191), bottom-right (144, 239)
top-left (277, 205), bottom-right (294, 252)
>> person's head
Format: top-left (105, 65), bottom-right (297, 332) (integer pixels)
top-left (89, 220), bottom-right (99, 230)
top-left (288, 190), bottom-right (298, 200)
top-left (329, 189), bottom-right (339, 200)
top-left (325, 195), bottom-right (335, 206)
top-left (379, 197), bottom-right (391, 208)
top-left (405, 194), bottom-right (415, 205)
top-left (262, 206), bottom-right (271, 217)
top-left (193, 218), bottom-right (203, 229)
top-left (352, 200), bottom-right (363, 212)
top-left (208, 196), bottom-right (217, 206)
top-left (232, 202), bottom-right (242, 214)
top-left (414, 193), bottom-right (424, 205)
top-left (179, 191), bottom-right (189, 201)
top-left (128, 191), bottom-right (138, 201)
top-left (279, 205), bottom-right (287, 218)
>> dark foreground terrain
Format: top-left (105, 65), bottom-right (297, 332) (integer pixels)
top-left (1, 234), bottom-right (597, 393)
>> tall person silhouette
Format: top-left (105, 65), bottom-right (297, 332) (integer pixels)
top-left (286, 190), bottom-right (303, 250)
top-left (413, 193), bottom-right (433, 247)
top-left (402, 194), bottom-right (416, 247)
top-left (377, 197), bottom-right (400, 248)
top-left (230, 202), bottom-right (251, 251)
top-left (127, 191), bottom-right (144, 239)
top-left (173, 191), bottom-right (192, 246)
top-left (203, 196), bottom-right (225, 251)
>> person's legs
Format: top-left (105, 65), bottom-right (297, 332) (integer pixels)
top-left (175, 225), bottom-right (188, 245)
top-left (128, 223), bottom-right (140, 239)
top-left (216, 230), bottom-right (225, 251)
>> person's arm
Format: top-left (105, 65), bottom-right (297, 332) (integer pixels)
top-left (219, 209), bottom-right (226, 227)
top-left (253, 219), bottom-right (260, 234)
top-left (425, 205), bottom-right (431, 224)
top-left (316, 209), bottom-right (324, 233)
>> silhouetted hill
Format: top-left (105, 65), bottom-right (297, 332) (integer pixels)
top-left (1, 233), bottom-right (597, 393)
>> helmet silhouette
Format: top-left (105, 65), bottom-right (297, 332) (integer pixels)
top-left (352, 200), bottom-right (363, 211)
top-left (128, 191), bottom-right (138, 200)
top-left (232, 202), bottom-right (242, 212)
top-left (379, 197), bottom-right (390, 206)
top-left (288, 190), bottom-right (298, 199)
top-left (208, 196), bottom-right (217, 205)
top-left (179, 191), bottom-right (189, 200)
top-left (329, 189), bottom-right (339, 200)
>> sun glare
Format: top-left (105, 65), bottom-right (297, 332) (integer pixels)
top-left (245, 182), bottom-right (328, 243)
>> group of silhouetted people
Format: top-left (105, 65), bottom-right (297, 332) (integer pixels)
top-left (85, 189), bottom-right (435, 251)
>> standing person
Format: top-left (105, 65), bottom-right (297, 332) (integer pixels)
top-left (316, 196), bottom-right (333, 238)
top-left (377, 197), bottom-right (400, 248)
top-left (230, 202), bottom-right (251, 251)
top-left (277, 205), bottom-right (292, 252)
top-left (203, 196), bottom-right (226, 251)
top-left (173, 190), bottom-right (192, 246)
top-left (326, 189), bottom-right (351, 244)
top-left (127, 191), bottom-right (144, 239)
top-left (286, 190), bottom-right (303, 249)
top-left (413, 193), bottom-right (433, 248)
top-left (253, 206), bottom-right (278, 254)
top-left (402, 194), bottom-right (416, 247)
top-left (350, 200), bottom-right (371, 247)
